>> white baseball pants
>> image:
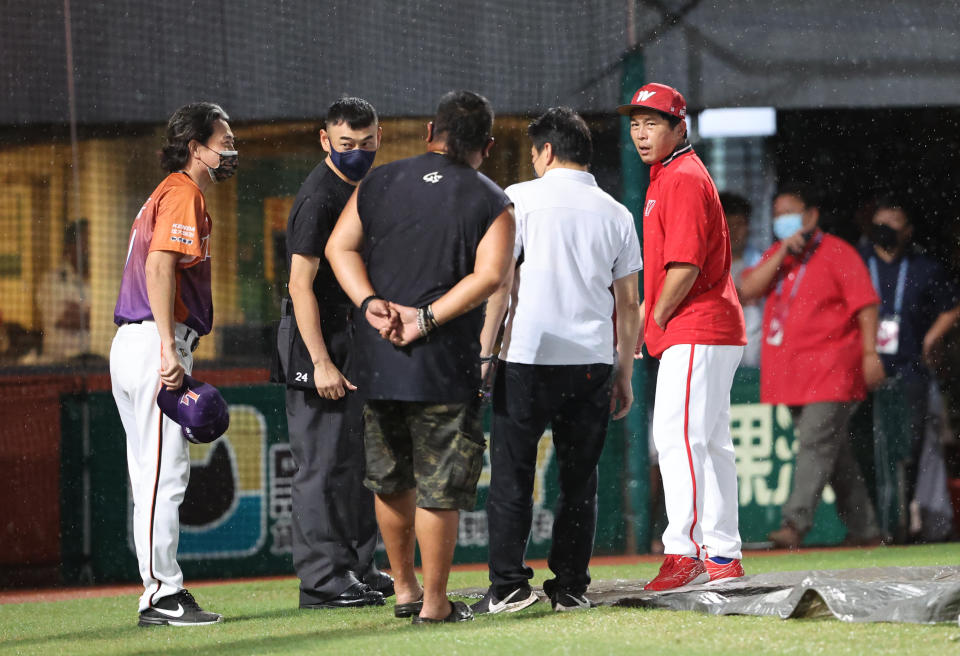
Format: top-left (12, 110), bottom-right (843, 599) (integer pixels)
top-left (110, 321), bottom-right (195, 611)
top-left (652, 343), bottom-right (743, 560)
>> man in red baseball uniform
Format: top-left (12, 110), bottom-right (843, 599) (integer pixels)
top-left (618, 83), bottom-right (747, 590)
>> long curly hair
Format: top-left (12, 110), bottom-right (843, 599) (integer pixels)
top-left (160, 102), bottom-right (230, 173)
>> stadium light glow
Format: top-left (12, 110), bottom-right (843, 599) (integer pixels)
top-left (696, 107), bottom-right (777, 138)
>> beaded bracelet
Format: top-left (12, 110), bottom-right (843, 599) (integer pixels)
top-left (416, 307), bottom-right (428, 337)
top-left (417, 305), bottom-right (440, 337)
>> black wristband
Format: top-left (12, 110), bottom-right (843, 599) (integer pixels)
top-left (480, 354), bottom-right (495, 363)
top-left (359, 294), bottom-right (381, 317)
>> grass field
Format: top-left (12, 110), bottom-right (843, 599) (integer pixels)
top-left (2, 545), bottom-right (959, 656)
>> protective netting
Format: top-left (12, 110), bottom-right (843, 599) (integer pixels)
top-left (0, 2), bottom-right (644, 582)
top-left (0, 1), bottom-right (641, 369)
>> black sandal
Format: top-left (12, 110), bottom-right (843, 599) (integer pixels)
top-left (394, 594), bottom-right (424, 618)
top-left (411, 600), bottom-right (473, 624)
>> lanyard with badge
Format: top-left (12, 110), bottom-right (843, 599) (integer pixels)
top-left (766, 232), bottom-right (823, 347)
top-left (869, 256), bottom-right (908, 355)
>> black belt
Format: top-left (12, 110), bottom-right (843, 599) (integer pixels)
top-left (281, 297), bottom-right (354, 320)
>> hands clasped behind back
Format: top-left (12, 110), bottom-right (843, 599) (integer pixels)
top-left (365, 300), bottom-right (424, 347)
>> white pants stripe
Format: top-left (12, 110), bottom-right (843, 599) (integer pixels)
top-left (653, 343), bottom-right (743, 559)
top-left (110, 322), bottom-right (194, 611)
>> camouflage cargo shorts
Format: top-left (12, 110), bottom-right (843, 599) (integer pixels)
top-left (363, 399), bottom-right (485, 511)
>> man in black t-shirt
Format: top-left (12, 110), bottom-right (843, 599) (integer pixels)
top-left (326, 91), bottom-right (515, 624)
top-left (275, 97), bottom-right (392, 609)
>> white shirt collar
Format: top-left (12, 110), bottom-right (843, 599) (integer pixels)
top-left (541, 167), bottom-right (597, 186)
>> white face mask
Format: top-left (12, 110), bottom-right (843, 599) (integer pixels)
top-left (773, 213), bottom-right (803, 240)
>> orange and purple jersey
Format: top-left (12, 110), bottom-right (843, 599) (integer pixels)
top-left (113, 172), bottom-right (213, 335)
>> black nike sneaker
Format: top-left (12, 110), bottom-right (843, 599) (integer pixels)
top-left (469, 585), bottom-right (538, 615)
top-left (138, 590), bottom-right (223, 627)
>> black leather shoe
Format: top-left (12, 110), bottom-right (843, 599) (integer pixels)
top-left (364, 570), bottom-right (395, 598)
top-left (300, 583), bottom-right (385, 609)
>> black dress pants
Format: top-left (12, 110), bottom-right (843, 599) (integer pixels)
top-left (486, 361), bottom-right (614, 598)
top-left (285, 324), bottom-right (379, 605)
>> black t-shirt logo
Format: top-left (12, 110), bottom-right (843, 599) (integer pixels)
top-left (422, 171), bottom-right (443, 184)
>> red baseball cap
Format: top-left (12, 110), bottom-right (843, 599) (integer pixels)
top-left (617, 83), bottom-right (687, 119)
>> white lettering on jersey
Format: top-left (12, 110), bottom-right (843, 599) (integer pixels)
top-left (644, 200), bottom-right (657, 217)
top-left (123, 228), bottom-right (138, 268)
top-left (170, 223), bottom-right (197, 238)
top-left (423, 171), bottom-right (443, 184)
top-left (123, 198), bottom-right (151, 268)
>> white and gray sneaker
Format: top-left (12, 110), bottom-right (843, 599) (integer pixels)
top-left (550, 590), bottom-right (594, 612)
top-left (138, 590), bottom-right (223, 627)
top-left (470, 586), bottom-right (539, 615)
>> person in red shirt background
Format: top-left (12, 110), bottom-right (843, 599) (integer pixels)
top-left (619, 83), bottom-right (747, 591)
top-left (740, 183), bottom-right (884, 549)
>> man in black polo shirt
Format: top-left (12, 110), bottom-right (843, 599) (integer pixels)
top-left (326, 90), bottom-right (515, 624)
top-left (274, 97), bottom-right (392, 609)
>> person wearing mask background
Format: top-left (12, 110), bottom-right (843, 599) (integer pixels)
top-left (740, 183), bottom-right (884, 550)
top-left (858, 193), bottom-right (960, 542)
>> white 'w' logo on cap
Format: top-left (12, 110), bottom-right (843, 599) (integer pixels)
top-left (635, 90), bottom-right (657, 102)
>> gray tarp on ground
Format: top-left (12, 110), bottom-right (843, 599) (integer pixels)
top-left (457, 566), bottom-right (960, 624)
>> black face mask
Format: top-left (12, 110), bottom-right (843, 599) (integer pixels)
top-left (870, 223), bottom-right (900, 251)
top-left (206, 149), bottom-right (239, 182)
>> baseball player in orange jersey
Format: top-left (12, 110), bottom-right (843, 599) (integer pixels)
top-left (619, 84), bottom-right (747, 590)
top-left (111, 102), bottom-right (236, 626)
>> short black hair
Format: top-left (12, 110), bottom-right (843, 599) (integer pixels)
top-left (659, 111), bottom-right (683, 130)
top-left (775, 182), bottom-right (821, 209)
top-left (873, 192), bottom-right (913, 224)
top-left (718, 192), bottom-right (752, 219)
top-left (433, 90), bottom-right (494, 165)
top-left (160, 102), bottom-right (230, 173)
top-left (527, 107), bottom-right (592, 166)
top-left (325, 97), bottom-right (378, 130)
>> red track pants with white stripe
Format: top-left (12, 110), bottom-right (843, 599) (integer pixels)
top-left (652, 343), bottom-right (744, 560)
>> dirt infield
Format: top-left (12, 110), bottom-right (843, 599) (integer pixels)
top-left (0, 550), bottom-right (817, 605)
